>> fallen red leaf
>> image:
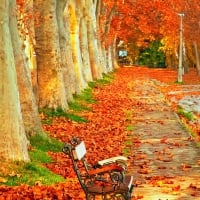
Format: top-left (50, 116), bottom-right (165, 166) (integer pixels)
top-left (137, 168), bottom-right (152, 174)
top-left (172, 185), bottom-right (181, 191)
top-left (181, 163), bottom-right (192, 171)
top-left (160, 136), bottom-right (168, 143)
top-left (133, 194), bottom-right (144, 199)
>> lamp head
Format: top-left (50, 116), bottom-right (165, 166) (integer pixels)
top-left (178, 13), bottom-right (185, 17)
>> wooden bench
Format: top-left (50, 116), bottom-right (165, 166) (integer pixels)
top-left (62, 136), bottom-right (134, 200)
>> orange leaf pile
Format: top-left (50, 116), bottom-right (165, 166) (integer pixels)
top-left (1, 66), bottom-right (200, 199)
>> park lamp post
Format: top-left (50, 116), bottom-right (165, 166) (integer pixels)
top-left (178, 13), bottom-right (184, 83)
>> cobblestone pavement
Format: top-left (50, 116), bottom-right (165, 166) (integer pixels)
top-left (129, 78), bottom-right (200, 200)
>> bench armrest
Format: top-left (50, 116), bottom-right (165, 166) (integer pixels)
top-left (97, 156), bottom-right (127, 166)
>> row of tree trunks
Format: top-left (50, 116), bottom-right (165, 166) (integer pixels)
top-left (0, 0), bottom-right (118, 161)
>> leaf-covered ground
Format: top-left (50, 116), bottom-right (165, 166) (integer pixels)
top-left (1, 66), bottom-right (200, 199)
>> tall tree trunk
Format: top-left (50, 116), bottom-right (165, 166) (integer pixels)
top-left (183, 42), bottom-right (189, 73)
top-left (63, 3), bottom-right (77, 95)
top-left (56, 0), bottom-right (74, 102)
top-left (193, 41), bottom-right (200, 75)
top-left (98, 0), bottom-right (116, 73)
top-left (186, 42), bottom-right (196, 69)
top-left (69, 0), bottom-right (87, 93)
top-left (34, 0), bottom-right (68, 110)
top-left (96, 0), bottom-right (106, 73)
top-left (79, 0), bottom-right (93, 82)
top-left (12, 0), bottom-right (43, 137)
top-left (0, 0), bottom-right (29, 161)
top-left (165, 51), bottom-right (172, 68)
top-left (86, 0), bottom-right (102, 79)
top-left (113, 34), bottom-right (119, 69)
top-left (106, 46), bottom-right (113, 72)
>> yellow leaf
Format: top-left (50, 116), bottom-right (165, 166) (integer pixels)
top-left (157, 180), bottom-right (163, 187)
top-left (0, 177), bottom-right (7, 183)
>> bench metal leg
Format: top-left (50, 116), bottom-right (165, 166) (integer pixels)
top-left (86, 194), bottom-right (95, 200)
top-left (86, 193), bottom-right (131, 200)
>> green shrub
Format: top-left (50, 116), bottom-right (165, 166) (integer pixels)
top-left (138, 40), bottom-right (166, 68)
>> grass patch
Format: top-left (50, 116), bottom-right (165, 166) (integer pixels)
top-left (87, 73), bottom-right (114, 89)
top-left (177, 107), bottom-right (194, 121)
top-left (29, 134), bottom-right (63, 153)
top-left (71, 73), bottom-right (114, 109)
top-left (73, 87), bottom-right (97, 104)
top-left (68, 101), bottom-right (92, 112)
top-left (29, 149), bottom-right (51, 163)
top-left (2, 134), bottom-right (65, 186)
top-left (65, 112), bottom-right (88, 122)
top-left (96, 73), bottom-right (114, 86)
top-left (123, 148), bottom-right (130, 157)
top-left (176, 110), bottom-right (200, 146)
top-left (40, 107), bottom-right (88, 124)
top-left (174, 80), bottom-right (184, 84)
top-left (39, 72), bottom-right (115, 125)
top-left (124, 140), bottom-right (132, 146)
top-left (123, 137), bottom-right (133, 157)
top-left (6, 162), bottom-right (64, 186)
top-left (124, 110), bottom-right (133, 122)
top-left (126, 125), bottom-right (134, 131)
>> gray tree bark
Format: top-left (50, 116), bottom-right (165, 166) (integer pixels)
top-left (56, 0), bottom-right (74, 102)
top-left (193, 41), bottom-right (200, 75)
top-left (0, 0), bottom-right (29, 161)
top-left (12, 0), bottom-right (43, 137)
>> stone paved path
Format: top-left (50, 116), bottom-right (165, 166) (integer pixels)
top-left (129, 78), bottom-right (200, 200)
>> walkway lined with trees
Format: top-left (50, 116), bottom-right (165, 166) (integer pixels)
top-left (1, 0), bottom-right (200, 198)
top-left (1, 0), bottom-right (200, 162)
